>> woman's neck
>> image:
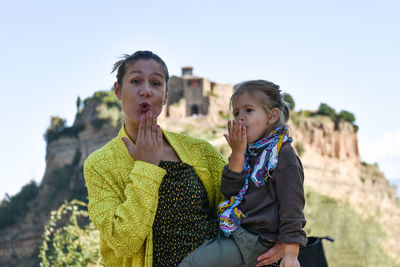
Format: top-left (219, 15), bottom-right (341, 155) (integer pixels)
top-left (124, 123), bottom-right (139, 144)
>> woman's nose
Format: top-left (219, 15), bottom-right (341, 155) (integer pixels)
top-left (139, 82), bottom-right (152, 96)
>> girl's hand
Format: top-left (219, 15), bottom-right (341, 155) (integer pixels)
top-left (279, 254), bottom-right (300, 267)
top-left (121, 111), bottom-right (163, 166)
top-left (224, 120), bottom-right (247, 173)
top-left (224, 120), bottom-right (247, 154)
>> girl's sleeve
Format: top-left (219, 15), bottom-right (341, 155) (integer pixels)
top-left (220, 166), bottom-right (246, 199)
top-left (84, 158), bottom-right (166, 257)
top-left (275, 147), bottom-right (307, 246)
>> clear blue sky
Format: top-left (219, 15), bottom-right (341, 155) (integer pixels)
top-left (1, 0), bottom-right (399, 198)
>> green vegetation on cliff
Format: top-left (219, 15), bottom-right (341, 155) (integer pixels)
top-left (0, 181), bottom-right (39, 230)
top-left (305, 187), bottom-right (396, 266)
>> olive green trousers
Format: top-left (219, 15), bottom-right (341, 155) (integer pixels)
top-left (179, 227), bottom-right (276, 267)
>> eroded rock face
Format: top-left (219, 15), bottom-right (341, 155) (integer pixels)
top-left (0, 97), bottom-right (122, 267)
top-left (290, 117), bottom-right (399, 264)
top-left (291, 116), bottom-right (359, 161)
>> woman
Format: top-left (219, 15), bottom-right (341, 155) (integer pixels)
top-left (84, 50), bottom-right (282, 266)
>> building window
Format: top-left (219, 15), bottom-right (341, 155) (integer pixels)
top-left (190, 105), bottom-right (199, 115)
top-left (190, 80), bottom-right (199, 88)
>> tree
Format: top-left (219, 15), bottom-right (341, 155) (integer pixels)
top-left (317, 103), bottom-right (336, 118)
top-left (283, 93), bottom-right (295, 111)
top-left (338, 110), bottom-right (356, 124)
top-left (76, 96), bottom-right (82, 113)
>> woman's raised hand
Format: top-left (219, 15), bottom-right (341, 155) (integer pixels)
top-left (256, 242), bottom-right (284, 266)
top-left (122, 111), bottom-right (163, 166)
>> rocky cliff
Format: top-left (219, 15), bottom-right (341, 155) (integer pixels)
top-left (0, 90), bottom-right (399, 266)
top-left (290, 115), bottom-right (400, 263)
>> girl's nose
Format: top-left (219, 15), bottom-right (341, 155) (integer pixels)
top-left (237, 114), bottom-right (245, 121)
top-left (139, 82), bottom-right (152, 97)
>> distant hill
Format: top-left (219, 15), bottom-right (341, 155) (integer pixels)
top-left (0, 89), bottom-right (399, 266)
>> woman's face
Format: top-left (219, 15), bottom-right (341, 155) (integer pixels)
top-left (114, 59), bottom-right (168, 131)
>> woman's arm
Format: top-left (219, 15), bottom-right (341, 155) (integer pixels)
top-left (85, 113), bottom-right (167, 257)
top-left (280, 243), bottom-right (300, 267)
top-left (203, 141), bottom-right (227, 210)
top-left (85, 158), bottom-right (166, 257)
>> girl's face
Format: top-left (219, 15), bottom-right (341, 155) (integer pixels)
top-left (232, 93), bottom-right (274, 144)
top-left (114, 59), bottom-right (168, 131)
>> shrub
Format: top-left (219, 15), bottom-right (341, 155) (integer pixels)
top-left (283, 93), bottom-right (295, 111)
top-left (294, 142), bottom-right (305, 157)
top-left (0, 180), bottom-right (39, 230)
top-left (218, 111), bottom-right (230, 120)
top-left (39, 200), bottom-right (103, 267)
top-left (91, 118), bottom-right (111, 130)
top-left (206, 91), bottom-right (218, 98)
top-left (301, 110), bottom-right (312, 117)
top-left (44, 116), bottom-right (85, 143)
top-left (86, 90), bottom-right (121, 110)
top-left (0, 201), bottom-right (15, 229)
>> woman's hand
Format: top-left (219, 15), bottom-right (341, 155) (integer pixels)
top-left (256, 242), bottom-right (284, 266)
top-left (279, 254), bottom-right (300, 267)
top-left (224, 120), bottom-right (247, 173)
top-left (279, 243), bottom-right (300, 267)
top-left (122, 111), bottom-right (163, 166)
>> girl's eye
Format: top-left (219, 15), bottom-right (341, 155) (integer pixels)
top-left (233, 112), bottom-right (239, 117)
top-left (246, 108), bottom-right (253, 113)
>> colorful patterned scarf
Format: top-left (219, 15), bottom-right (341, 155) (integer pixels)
top-left (218, 126), bottom-right (292, 236)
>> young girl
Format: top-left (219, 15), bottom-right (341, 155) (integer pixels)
top-left (180, 80), bottom-right (307, 267)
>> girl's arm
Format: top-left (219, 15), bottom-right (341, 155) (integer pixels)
top-left (275, 146), bottom-right (307, 246)
top-left (220, 120), bottom-right (247, 198)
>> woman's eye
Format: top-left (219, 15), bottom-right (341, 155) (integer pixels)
top-left (131, 79), bottom-right (140, 84)
top-left (152, 81), bottom-right (162, 87)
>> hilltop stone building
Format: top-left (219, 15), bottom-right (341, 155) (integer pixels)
top-left (163, 66), bottom-right (233, 121)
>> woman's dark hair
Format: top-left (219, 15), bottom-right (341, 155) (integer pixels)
top-left (232, 80), bottom-right (290, 127)
top-left (111, 50), bottom-right (169, 90)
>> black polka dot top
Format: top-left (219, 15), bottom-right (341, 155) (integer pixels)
top-left (152, 161), bottom-right (218, 267)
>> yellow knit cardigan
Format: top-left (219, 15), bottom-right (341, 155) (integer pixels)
top-left (84, 125), bottom-right (226, 267)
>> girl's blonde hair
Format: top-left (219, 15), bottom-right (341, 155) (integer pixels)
top-left (231, 80), bottom-right (290, 129)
